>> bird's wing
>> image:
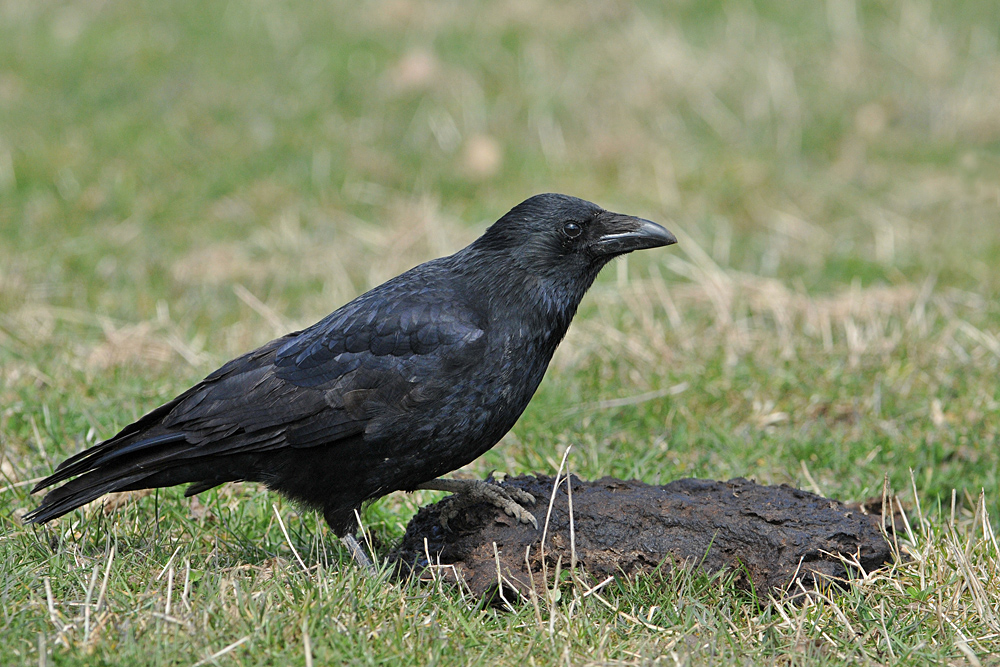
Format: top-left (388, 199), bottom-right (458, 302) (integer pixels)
top-left (145, 280), bottom-right (487, 453)
top-left (32, 273), bottom-right (488, 493)
top-left (32, 336), bottom-right (307, 488)
top-left (135, 281), bottom-right (486, 453)
top-left (271, 284), bottom-right (488, 447)
top-left (274, 284), bottom-right (486, 386)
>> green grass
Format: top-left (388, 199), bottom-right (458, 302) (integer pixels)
top-left (2, 0), bottom-right (1000, 664)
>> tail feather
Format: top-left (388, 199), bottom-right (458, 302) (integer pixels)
top-left (26, 339), bottom-right (300, 525)
top-left (32, 432), bottom-right (190, 494)
top-left (24, 470), bottom-right (155, 524)
top-left (30, 392), bottom-right (188, 494)
top-left (25, 432), bottom-right (280, 524)
top-left (26, 431), bottom-right (226, 524)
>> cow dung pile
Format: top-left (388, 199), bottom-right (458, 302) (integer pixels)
top-left (389, 475), bottom-right (897, 601)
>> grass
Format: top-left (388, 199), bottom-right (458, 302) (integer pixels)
top-left (2, 0), bottom-right (999, 664)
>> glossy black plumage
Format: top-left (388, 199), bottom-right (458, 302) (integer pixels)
top-left (26, 194), bottom-right (676, 535)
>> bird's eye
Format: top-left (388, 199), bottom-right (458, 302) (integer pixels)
top-left (562, 222), bottom-right (582, 239)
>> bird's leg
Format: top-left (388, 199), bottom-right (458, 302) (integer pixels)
top-left (415, 476), bottom-right (538, 530)
top-left (340, 533), bottom-right (375, 572)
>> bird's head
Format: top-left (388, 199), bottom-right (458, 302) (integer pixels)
top-left (473, 193), bottom-right (677, 285)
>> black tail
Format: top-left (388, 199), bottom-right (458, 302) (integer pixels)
top-left (24, 431), bottom-right (197, 524)
top-left (25, 337), bottom-right (304, 524)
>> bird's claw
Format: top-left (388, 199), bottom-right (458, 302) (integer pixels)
top-left (428, 478), bottom-right (537, 531)
top-left (494, 488), bottom-right (538, 530)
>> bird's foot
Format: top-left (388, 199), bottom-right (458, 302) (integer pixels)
top-left (341, 533), bottom-right (375, 572)
top-left (415, 476), bottom-right (538, 530)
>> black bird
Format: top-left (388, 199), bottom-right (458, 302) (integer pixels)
top-left (26, 194), bottom-right (676, 558)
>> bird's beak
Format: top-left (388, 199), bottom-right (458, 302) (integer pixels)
top-left (590, 214), bottom-right (677, 257)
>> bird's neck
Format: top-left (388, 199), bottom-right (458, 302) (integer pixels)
top-left (485, 262), bottom-right (601, 354)
top-left (448, 244), bottom-right (608, 355)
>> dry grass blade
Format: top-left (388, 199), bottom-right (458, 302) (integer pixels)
top-left (273, 504), bottom-right (310, 574)
top-left (191, 636), bottom-right (251, 667)
top-left (539, 445), bottom-right (573, 571)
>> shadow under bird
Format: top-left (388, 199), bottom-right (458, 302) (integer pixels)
top-left (26, 193), bottom-right (677, 564)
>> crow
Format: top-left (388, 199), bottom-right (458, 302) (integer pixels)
top-left (26, 193), bottom-right (676, 562)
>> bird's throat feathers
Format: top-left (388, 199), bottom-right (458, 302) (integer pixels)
top-left (455, 245), bottom-right (601, 355)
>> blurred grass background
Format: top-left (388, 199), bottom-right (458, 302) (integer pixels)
top-left (2, 0), bottom-right (999, 664)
